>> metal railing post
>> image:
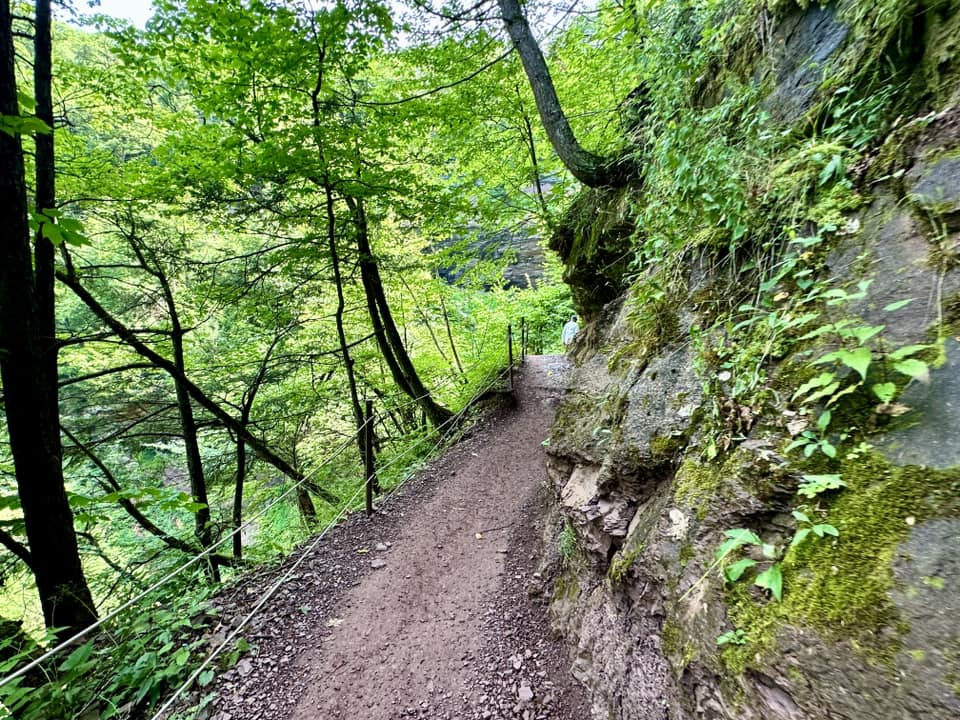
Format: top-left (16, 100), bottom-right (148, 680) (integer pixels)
top-left (520, 317), bottom-right (526, 363)
top-left (507, 324), bottom-right (514, 390)
top-left (364, 398), bottom-right (377, 516)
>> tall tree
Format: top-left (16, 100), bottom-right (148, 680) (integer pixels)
top-left (0, 0), bottom-right (97, 635)
top-left (122, 225), bottom-right (218, 577)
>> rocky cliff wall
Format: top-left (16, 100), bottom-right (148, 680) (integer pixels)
top-left (543, 1), bottom-right (960, 718)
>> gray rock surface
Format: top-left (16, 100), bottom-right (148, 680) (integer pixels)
top-left (891, 519), bottom-right (960, 716)
top-left (541, 5), bottom-right (960, 720)
top-left (908, 154), bottom-right (960, 221)
top-left (762, 3), bottom-right (848, 123)
top-left (879, 338), bottom-right (960, 469)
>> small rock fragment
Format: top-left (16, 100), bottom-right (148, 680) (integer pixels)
top-left (518, 683), bottom-right (534, 703)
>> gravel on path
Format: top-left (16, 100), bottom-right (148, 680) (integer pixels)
top-left (202, 355), bottom-right (588, 720)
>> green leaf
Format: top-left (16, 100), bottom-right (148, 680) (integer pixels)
top-left (798, 474), bottom-right (846, 498)
top-left (883, 298), bottom-right (915, 312)
top-left (716, 629), bottom-right (747, 646)
top-left (837, 346), bottom-right (872, 381)
top-left (889, 344), bottom-right (929, 361)
top-left (893, 358), bottom-right (930, 383)
top-left (799, 323), bottom-right (836, 341)
top-left (825, 382), bottom-right (861, 406)
top-left (816, 410), bottom-right (831, 432)
top-left (791, 509), bottom-right (811, 524)
top-left (813, 523), bottom-right (839, 537)
top-left (716, 528), bottom-right (761, 560)
top-left (804, 381), bottom-right (841, 405)
top-left (792, 372), bottom-right (835, 401)
top-left (197, 669), bottom-right (215, 687)
top-left (846, 324), bottom-right (884, 344)
top-left (173, 646), bottom-right (191, 667)
top-left (790, 527), bottom-right (811, 548)
top-left (16, 91), bottom-right (36, 112)
top-left (871, 382), bottom-right (897, 404)
top-left (818, 154), bottom-right (844, 186)
top-left (723, 528), bottom-right (761, 543)
top-left (40, 222), bottom-right (64, 246)
top-left (820, 440), bottom-right (837, 458)
top-left (59, 640), bottom-right (95, 673)
top-left (724, 558), bottom-right (757, 582)
top-left (0, 114), bottom-right (51, 137)
top-left (755, 564), bottom-right (783, 601)
top-left (761, 543), bottom-right (778, 559)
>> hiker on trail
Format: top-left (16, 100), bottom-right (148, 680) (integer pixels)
top-left (561, 314), bottom-right (579, 347)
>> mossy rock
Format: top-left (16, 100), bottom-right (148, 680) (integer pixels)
top-left (550, 187), bottom-right (635, 318)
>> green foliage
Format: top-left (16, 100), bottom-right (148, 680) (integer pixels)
top-left (716, 528), bottom-right (782, 602)
top-left (716, 628), bottom-right (748, 646)
top-left (0, 578), bottom-right (217, 719)
top-left (789, 509), bottom-right (839, 549)
top-left (795, 473), bottom-right (845, 498)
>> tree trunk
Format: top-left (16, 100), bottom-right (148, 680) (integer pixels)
top-left (233, 424), bottom-right (248, 559)
top-left (514, 84), bottom-right (553, 226)
top-left (0, 0), bottom-right (97, 636)
top-left (232, 330), bottom-right (284, 559)
top-left (439, 292), bottom-right (466, 379)
top-left (125, 235), bottom-right (218, 579)
top-left (325, 185), bottom-right (379, 491)
top-left (347, 196), bottom-right (454, 428)
top-left (398, 273), bottom-right (459, 381)
top-left (55, 268), bottom-right (340, 505)
top-left (498, 0), bottom-right (635, 188)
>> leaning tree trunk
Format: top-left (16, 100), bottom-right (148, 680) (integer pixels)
top-left (55, 268), bottom-right (340, 506)
top-left (0, 0), bottom-right (97, 636)
top-left (347, 196), bottom-right (453, 428)
top-left (498, 0), bottom-right (634, 188)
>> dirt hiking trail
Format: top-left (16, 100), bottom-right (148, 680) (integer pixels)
top-left (207, 356), bottom-right (590, 720)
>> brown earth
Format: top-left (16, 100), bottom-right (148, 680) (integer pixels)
top-left (203, 355), bottom-right (589, 720)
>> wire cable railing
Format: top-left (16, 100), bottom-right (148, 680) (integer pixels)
top-left (150, 361), bottom-right (518, 718)
top-left (1, 321), bottom-right (528, 715)
top-left (0, 420), bottom-right (370, 689)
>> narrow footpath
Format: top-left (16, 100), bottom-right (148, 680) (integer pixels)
top-left (206, 356), bottom-right (589, 720)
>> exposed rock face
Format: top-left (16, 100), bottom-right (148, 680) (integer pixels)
top-left (434, 225), bottom-right (546, 289)
top-left (761, 2), bottom-right (849, 122)
top-left (541, 2), bottom-right (960, 719)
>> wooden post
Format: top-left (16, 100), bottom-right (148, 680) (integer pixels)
top-left (507, 324), bottom-right (514, 390)
top-left (364, 398), bottom-right (376, 516)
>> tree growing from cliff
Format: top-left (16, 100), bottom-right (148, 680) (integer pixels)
top-left (497, 0), bottom-right (635, 188)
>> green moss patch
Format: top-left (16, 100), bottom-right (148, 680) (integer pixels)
top-left (724, 452), bottom-right (960, 673)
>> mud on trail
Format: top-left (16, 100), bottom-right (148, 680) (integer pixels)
top-left (203, 356), bottom-right (589, 720)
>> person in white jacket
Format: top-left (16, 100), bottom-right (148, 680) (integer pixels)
top-left (561, 314), bottom-right (579, 347)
